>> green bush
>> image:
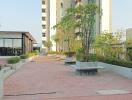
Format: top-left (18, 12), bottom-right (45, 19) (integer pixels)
top-left (64, 52), bottom-right (75, 57)
top-left (32, 50), bottom-right (39, 55)
top-left (126, 47), bottom-right (132, 61)
top-left (20, 54), bottom-right (28, 59)
top-left (48, 51), bottom-right (58, 54)
top-left (97, 56), bottom-right (132, 68)
top-left (76, 48), bottom-right (97, 62)
top-left (7, 57), bottom-right (20, 64)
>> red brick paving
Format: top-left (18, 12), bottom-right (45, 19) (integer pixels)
top-left (0, 58), bottom-right (7, 65)
top-left (4, 56), bottom-right (132, 100)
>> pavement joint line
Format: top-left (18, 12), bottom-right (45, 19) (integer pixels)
top-left (4, 92), bottom-right (57, 97)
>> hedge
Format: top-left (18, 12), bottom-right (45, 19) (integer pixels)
top-left (97, 56), bottom-right (132, 68)
top-left (7, 57), bottom-right (20, 64)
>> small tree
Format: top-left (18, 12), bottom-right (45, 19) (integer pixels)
top-left (75, 4), bottom-right (100, 61)
top-left (43, 40), bottom-right (53, 52)
top-left (93, 32), bottom-right (123, 59)
top-left (51, 34), bottom-right (60, 52)
top-left (54, 7), bottom-right (77, 53)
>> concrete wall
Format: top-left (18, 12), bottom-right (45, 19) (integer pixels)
top-left (98, 62), bottom-right (132, 79)
top-left (0, 32), bottom-right (22, 38)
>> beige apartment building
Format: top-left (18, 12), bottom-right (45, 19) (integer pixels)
top-left (42, 0), bottom-right (50, 51)
top-left (42, 0), bottom-right (112, 51)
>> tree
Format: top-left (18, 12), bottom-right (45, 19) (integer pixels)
top-left (93, 32), bottom-right (123, 59)
top-left (53, 7), bottom-right (77, 53)
top-left (51, 34), bottom-right (59, 52)
top-left (43, 40), bottom-right (53, 52)
top-left (75, 4), bottom-right (100, 61)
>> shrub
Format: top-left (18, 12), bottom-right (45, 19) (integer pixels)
top-left (76, 48), bottom-right (97, 62)
top-left (7, 57), bottom-right (20, 64)
top-left (20, 54), bottom-right (28, 59)
top-left (126, 47), bottom-right (132, 61)
top-left (64, 52), bottom-right (75, 57)
top-left (32, 50), bottom-right (39, 55)
top-left (48, 51), bottom-right (58, 54)
top-left (97, 56), bottom-right (132, 68)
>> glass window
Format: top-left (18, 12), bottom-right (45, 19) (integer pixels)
top-left (5, 39), bottom-right (12, 47)
top-left (42, 1), bottom-right (45, 5)
top-left (42, 25), bottom-right (46, 29)
top-left (0, 39), bottom-right (3, 47)
top-left (42, 9), bottom-right (46, 13)
top-left (13, 39), bottom-right (22, 48)
top-left (42, 33), bottom-right (46, 37)
top-left (42, 17), bottom-right (46, 21)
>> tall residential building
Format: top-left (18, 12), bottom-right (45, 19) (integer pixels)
top-left (42, 0), bottom-right (57, 51)
top-left (101, 0), bottom-right (112, 33)
top-left (42, 0), bottom-right (112, 51)
top-left (75, 0), bottom-right (101, 36)
top-left (75, 0), bottom-right (112, 34)
top-left (42, 0), bottom-right (50, 51)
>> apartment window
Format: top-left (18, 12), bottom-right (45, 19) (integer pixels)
top-left (42, 25), bottom-right (46, 29)
top-left (61, 3), bottom-right (63, 8)
top-left (42, 9), bottom-right (46, 13)
top-left (42, 17), bottom-right (46, 21)
top-left (42, 33), bottom-right (46, 37)
top-left (42, 1), bottom-right (45, 5)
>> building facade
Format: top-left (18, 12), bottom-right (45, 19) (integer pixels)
top-left (41, 0), bottom-right (112, 51)
top-left (0, 31), bottom-right (36, 56)
top-left (42, 0), bottom-right (50, 51)
top-left (101, 0), bottom-right (112, 33)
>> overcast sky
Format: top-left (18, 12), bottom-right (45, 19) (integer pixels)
top-left (0, 0), bottom-right (132, 45)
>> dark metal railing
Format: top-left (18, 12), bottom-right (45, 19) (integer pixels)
top-left (0, 47), bottom-right (22, 56)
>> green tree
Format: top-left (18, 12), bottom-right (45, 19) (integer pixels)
top-left (43, 40), bottom-right (53, 52)
top-left (54, 7), bottom-right (77, 53)
top-left (75, 4), bottom-right (100, 61)
top-left (93, 32), bottom-right (123, 58)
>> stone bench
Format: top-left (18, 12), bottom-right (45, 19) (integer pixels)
top-left (73, 65), bottom-right (104, 75)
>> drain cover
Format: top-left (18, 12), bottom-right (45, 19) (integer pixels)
top-left (96, 89), bottom-right (130, 95)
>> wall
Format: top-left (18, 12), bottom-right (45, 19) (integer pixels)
top-left (101, 0), bottom-right (112, 33)
top-left (50, 0), bottom-right (57, 51)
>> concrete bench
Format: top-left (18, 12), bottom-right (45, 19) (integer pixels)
top-left (73, 65), bottom-right (104, 75)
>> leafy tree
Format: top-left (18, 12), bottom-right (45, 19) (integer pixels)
top-left (53, 7), bottom-right (77, 53)
top-left (75, 4), bottom-right (100, 61)
top-left (43, 40), bottom-right (53, 52)
top-left (93, 32), bottom-right (123, 59)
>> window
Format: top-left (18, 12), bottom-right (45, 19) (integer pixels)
top-left (0, 39), bottom-right (3, 47)
top-left (13, 39), bottom-right (21, 48)
top-left (61, 3), bottom-right (63, 8)
top-left (42, 9), bottom-right (46, 13)
top-left (42, 25), bottom-right (46, 29)
top-left (5, 39), bottom-right (12, 47)
top-left (42, 17), bottom-right (46, 21)
top-left (42, 33), bottom-right (46, 37)
top-left (42, 1), bottom-right (45, 5)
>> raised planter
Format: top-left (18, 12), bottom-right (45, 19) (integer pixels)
top-left (98, 62), bottom-right (132, 79)
top-left (76, 61), bottom-right (97, 68)
top-left (65, 57), bottom-right (76, 64)
top-left (74, 61), bottom-right (104, 75)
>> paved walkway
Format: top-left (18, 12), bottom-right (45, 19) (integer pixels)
top-left (4, 56), bottom-right (132, 100)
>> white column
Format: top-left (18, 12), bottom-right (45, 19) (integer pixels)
top-left (50, 0), bottom-right (57, 51)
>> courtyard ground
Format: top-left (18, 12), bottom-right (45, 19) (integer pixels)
top-left (4, 56), bottom-right (132, 100)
